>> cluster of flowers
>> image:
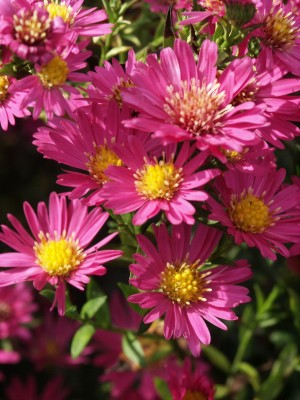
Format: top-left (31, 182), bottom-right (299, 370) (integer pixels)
top-left (1, 0), bottom-right (300, 397)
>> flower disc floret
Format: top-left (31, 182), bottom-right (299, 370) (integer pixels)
top-left (263, 9), bottom-right (300, 50)
top-left (86, 144), bottom-right (123, 185)
top-left (38, 56), bottom-right (69, 88)
top-left (34, 231), bottom-right (85, 277)
top-left (13, 9), bottom-right (51, 45)
top-left (183, 390), bottom-right (207, 400)
top-left (160, 261), bottom-right (211, 307)
top-left (229, 191), bottom-right (273, 233)
top-left (0, 76), bottom-right (9, 103)
top-left (164, 78), bottom-right (232, 136)
top-left (134, 161), bottom-right (183, 200)
top-left (45, 2), bottom-right (73, 23)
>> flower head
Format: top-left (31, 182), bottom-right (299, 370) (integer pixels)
top-left (0, 192), bottom-right (122, 315)
top-left (123, 39), bottom-right (266, 152)
top-left (128, 223), bottom-right (252, 356)
top-left (102, 136), bottom-right (220, 225)
top-left (208, 167), bottom-right (300, 260)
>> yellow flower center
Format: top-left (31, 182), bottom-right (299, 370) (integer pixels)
top-left (134, 161), bottom-right (182, 201)
top-left (183, 390), bottom-right (207, 400)
top-left (199, 0), bottom-right (224, 14)
top-left (34, 231), bottom-right (85, 276)
top-left (229, 192), bottom-right (273, 233)
top-left (263, 9), bottom-right (300, 51)
top-left (221, 149), bottom-right (243, 161)
top-left (0, 76), bottom-right (9, 103)
top-left (0, 302), bottom-right (11, 321)
top-left (160, 261), bottom-right (212, 307)
top-left (86, 144), bottom-right (123, 185)
top-left (13, 9), bottom-right (51, 45)
top-left (164, 78), bottom-right (232, 136)
top-left (38, 56), bottom-right (69, 89)
top-left (45, 2), bottom-right (73, 23)
top-left (231, 81), bottom-right (258, 106)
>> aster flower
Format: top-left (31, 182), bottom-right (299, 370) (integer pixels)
top-left (0, 283), bottom-right (36, 340)
top-left (123, 39), bottom-right (266, 152)
top-left (87, 49), bottom-right (136, 110)
top-left (39, 0), bottom-right (113, 37)
top-left (253, 0), bottom-right (300, 76)
top-left (0, 192), bottom-right (122, 315)
top-left (102, 136), bottom-right (220, 225)
top-left (230, 48), bottom-right (300, 148)
top-left (33, 103), bottom-right (134, 205)
top-left (12, 41), bottom-right (91, 119)
top-left (5, 375), bottom-right (70, 400)
top-left (0, 349), bottom-right (20, 364)
top-left (208, 167), bottom-right (300, 260)
top-left (145, 0), bottom-right (192, 13)
top-left (128, 223), bottom-right (252, 356)
top-left (0, 75), bottom-right (30, 131)
top-left (163, 357), bottom-right (215, 400)
top-left (0, 0), bottom-right (68, 63)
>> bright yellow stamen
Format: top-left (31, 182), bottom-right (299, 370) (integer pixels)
top-left (199, 0), bottom-right (224, 14)
top-left (183, 390), bottom-right (207, 400)
top-left (229, 191), bottom-right (273, 233)
top-left (86, 144), bottom-right (123, 185)
top-left (13, 9), bottom-right (51, 45)
top-left (160, 261), bottom-right (211, 307)
top-left (164, 78), bottom-right (232, 136)
top-left (0, 76), bottom-right (9, 103)
top-left (0, 302), bottom-right (11, 321)
top-left (38, 56), bottom-right (69, 89)
top-left (46, 2), bottom-right (72, 23)
top-left (134, 161), bottom-right (182, 201)
top-left (263, 9), bottom-right (300, 51)
top-left (34, 231), bottom-right (85, 276)
top-left (221, 149), bottom-right (244, 161)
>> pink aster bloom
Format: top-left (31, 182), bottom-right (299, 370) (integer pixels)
top-left (253, 0), bottom-right (300, 76)
top-left (0, 192), bottom-right (122, 315)
top-left (35, 0), bottom-right (113, 37)
top-left (102, 136), bottom-right (220, 225)
top-left (145, 0), bottom-right (192, 13)
top-left (0, 0), bottom-right (68, 63)
top-left (5, 375), bottom-right (70, 400)
top-left (0, 283), bottom-right (36, 340)
top-left (12, 42), bottom-right (91, 119)
top-left (163, 357), bottom-right (215, 400)
top-left (0, 349), bottom-right (21, 364)
top-left (208, 167), bottom-right (300, 260)
top-left (33, 103), bottom-right (134, 205)
top-left (123, 39), bottom-right (267, 152)
top-left (87, 49), bottom-right (137, 111)
top-left (128, 223), bottom-right (252, 356)
top-left (229, 48), bottom-right (300, 148)
top-left (0, 75), bottom-right (30, 131)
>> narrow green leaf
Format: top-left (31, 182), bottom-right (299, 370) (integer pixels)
top-left (87, 278), bottom-right (105, 301)
top-left (71, 324), bottom-right (95, 358)
top-left (105, 46), bottom-right (131, 60)
top-left (154, 377), bottom-right (172, 400)
top-left (237, 362), bottom-right (260, 391)
top-left (122, 331), bottom-right (145, 367)
top-left (39, 288), bottom-right (55, 302)
top-left (80, 295), bottom-right (107, 319)
top-left (202, 345), bottom-right (231, 373)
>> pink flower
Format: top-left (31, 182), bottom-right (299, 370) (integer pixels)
top-left (0, 192), bottom-right (122, 315)
top-left (123, 39), bottom-right (266, 152)
top-left (103, 136), bottom-right (220, 225)
top-left (0, 75), bottom-right (30, 131)
top-left (12, 42), bottom-right (91, 119)
top-left (253, 0), bottom-right (300, 76)
top-left (145, 0), bottom-right (192, 13)
top-left (5, 375), bottom-right (70, 400)
top-left (33, 103), bottom-right (133, 205)
top-left (163, 357), bottom-right (215, 400)
top-left (0, 283), bottom-right (36, 340)
top-left (128, 223), bottom-right (252, 356)
top-left (208, 167), bottom-right (300, 260)
top-left (0, 349), bottom-right (21, 364)
top-left (0, 1), bottom-right (68, 63)
top-left (37, 0), bottom-right (113, 37)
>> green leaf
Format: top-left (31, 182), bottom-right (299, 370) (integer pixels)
top-left (154, 377), bottom-right (172, 400)
top-left (105, 46), bottom-right (132, 60)
top-left (122, 331), bottom-right (145, 367)
top-left (71, 324), bottom-right (95, 358)
top-left (202, 345), bottom-right (231, 373)
top-left (215, 385), bottom-right (230, 399)
top-left (80, 295), bottom-right (107, 319)
top-left (39, 288), bottom-right (55, 302)
top-left (87, 278), bottom-right (105, 301)
top-left (237, 362), bottom-right (260, 391)
top-left (118, 282), bottom-right (148, 316)
top-left (288, 289), bottom-right (300, 332)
